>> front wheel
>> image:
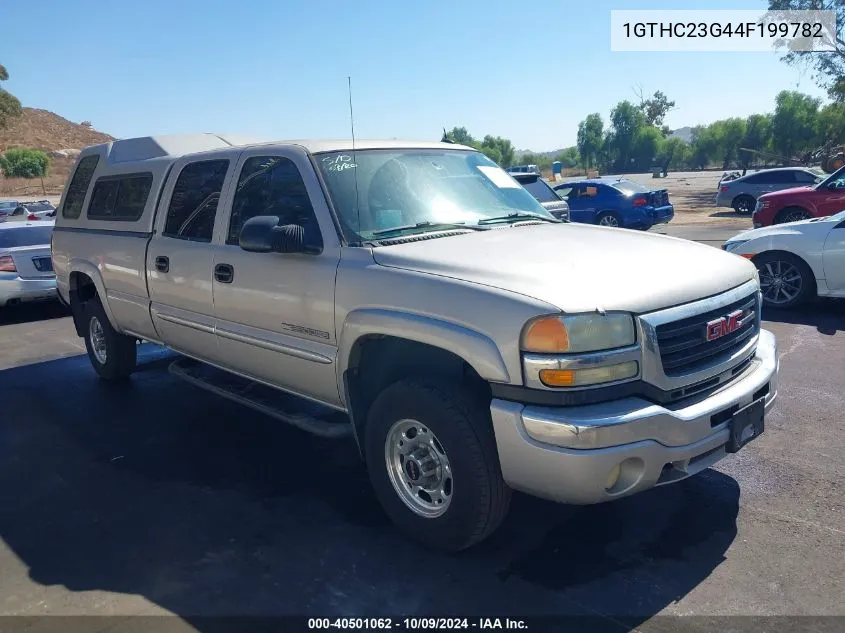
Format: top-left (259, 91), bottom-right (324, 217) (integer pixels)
top-left (81, 296), bottom-right (137, 380)
top-left (596, 211), bottom-right (621, 228)
top-left (754, 252), bottom-right (815, 309)
top-left (775, 207), bottom-right (811, 224)
top-left (364, 378), bottom-right (511, 552)
top-left (732, 195), bottom-right (755, 215)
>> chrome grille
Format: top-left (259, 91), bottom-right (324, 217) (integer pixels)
top-left (655, 292), bottom-right (759, 376)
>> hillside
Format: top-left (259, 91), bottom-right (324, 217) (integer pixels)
top-left (0, 108), bottom-right (116, 198)
top-left (0, 107), bottom-right (115, 153)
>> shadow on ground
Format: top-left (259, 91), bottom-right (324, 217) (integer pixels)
top-left (0, 300), bottom-right (70, 325)
top-left (763, 298), bottom-right (845, 335)
top-left (0, 350), bottom-right (741, 631)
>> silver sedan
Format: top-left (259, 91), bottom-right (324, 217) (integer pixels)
top-left (0, 220), bottom-right (58, 308)
top-left (715, 167), bottom-right (823, 215)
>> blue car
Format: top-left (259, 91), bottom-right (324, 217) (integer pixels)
top-left (552, 178), bottom-right (674, 229)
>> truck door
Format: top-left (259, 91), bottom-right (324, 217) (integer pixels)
top-left (146, 154), bottom-right (238, 362)
top-left (209, 147), bottom-right (343, 407)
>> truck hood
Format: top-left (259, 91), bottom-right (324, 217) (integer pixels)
top-left (372, 223), bottom-right (757, 314)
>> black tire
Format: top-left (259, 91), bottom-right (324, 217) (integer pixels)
top-left (753, 252), bottom-right (816, 309)
top-left (732, 195), bottom-right (755, 215)
top-left (775, 207), bottom-right (811, 225)
top-left (595, 211), bottom-right (621, 228)
top-left (81, 295), bottom-right (137, 380)
top-left (364, 378), bottom-right (511, 552)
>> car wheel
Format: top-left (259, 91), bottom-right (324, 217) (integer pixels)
top-left (732, 195), bottom-right (755, 215)
top-left (364, 378), bottom-right (511, 552)
top-left (596, 211), bottom-right (621, 228)
top-left (82, 295), bottom-right (137, 380)
top-left (775, 207), bottom-right (811, 224)
top-left (754, 252), bottom-right (815, 309)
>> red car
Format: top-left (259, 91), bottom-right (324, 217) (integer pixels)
top-left (753, 165), bottom-right (845, 227)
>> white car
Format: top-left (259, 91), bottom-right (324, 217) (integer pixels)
top-left (0, 220), bottom-right (58, 308)
top-left (722, 210), bottom-right (845, 308)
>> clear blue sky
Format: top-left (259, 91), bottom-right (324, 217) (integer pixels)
top-left (1, 0), bottom-right (829, 152)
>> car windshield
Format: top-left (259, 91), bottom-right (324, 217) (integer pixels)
top-left (23, 201), bottom-right (55, 212)
top-left (315, 149), bottom-right (554, 241)
top-left (0, 225), bottom-right (53, 248)
top-left (610, 180), bottom-right (650, 196)
top-left (521, 179), bottom-right (561, 203)
top-left (816, 165), bottom-right (845, 190)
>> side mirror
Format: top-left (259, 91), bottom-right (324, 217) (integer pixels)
top-left (239, 215), bottom-right (307, 254)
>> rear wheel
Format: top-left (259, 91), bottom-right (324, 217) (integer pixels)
top-left (775, 207), bottom-right (811, 224)
top-left (754, 252), bottom-right (815, 309)
top-left (364, 378), bottom-right (511, 552)
top-left (596, 211), bottom-right (621, 228)
top-left (732, 195), bottom-right (755, 215)
top-left (81, 296), bottom-right (137, 380)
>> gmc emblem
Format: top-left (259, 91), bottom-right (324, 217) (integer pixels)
top-left (706, 309), bottom-right (750, 342)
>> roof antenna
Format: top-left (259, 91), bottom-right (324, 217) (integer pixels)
top-left (348, 76), bottom-right (362, 242)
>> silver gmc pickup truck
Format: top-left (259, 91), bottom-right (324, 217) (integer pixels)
top-left (51, 134), bottom-right (779, 551)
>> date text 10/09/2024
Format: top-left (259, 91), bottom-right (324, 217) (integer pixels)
top-left (307, 618), bottom-right (528, 630)
top-left (622, 21), bottom-right (824, 39)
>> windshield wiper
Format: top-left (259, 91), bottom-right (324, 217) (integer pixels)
top-left (372, 221), bottom-right (487, 237)
top-left (477, 212), bottom-right (560, 225)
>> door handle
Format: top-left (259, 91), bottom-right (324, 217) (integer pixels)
top-left (215, 263), bottom-right (234, 284)
top-left (155, 256), bottom-right (169, 273)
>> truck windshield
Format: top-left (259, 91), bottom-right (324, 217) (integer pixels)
top-left (315, 149), bottom-right (554, 241)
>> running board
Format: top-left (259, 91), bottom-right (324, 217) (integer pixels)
top-left (168, 357), bottom-right (353, 439)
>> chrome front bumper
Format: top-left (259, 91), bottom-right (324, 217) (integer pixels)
top-left (0, 275), bottom-right (58, 307)
top-left (490, 328), bottom-right (779, 505)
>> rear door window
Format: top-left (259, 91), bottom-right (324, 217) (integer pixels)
top-left (86, 174), bottom-right (153, 221)
top-left (62, 155), bottom-right (100, 219)
top-left (163, 160), bottom-right (230, 242)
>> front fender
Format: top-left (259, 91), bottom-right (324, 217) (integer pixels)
top-left (336, 308), bottom-right (511, 406)
top-left (68, 259), bottom-right (120, 332)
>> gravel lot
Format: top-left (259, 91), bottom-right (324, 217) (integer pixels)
top-left (0, 227), bottom-right (843, 633)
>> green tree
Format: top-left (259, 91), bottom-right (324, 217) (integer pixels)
top-left (631, 126), bottom-right (663, 170)
top-left (0, 63), bottom-right (23, 130)
top-left (0, 148), bottom-right (51, 194)
top-left (480, 135), bottom-right (515, 167)
top-left (555, 147), bottom-right (580, 168)
top-left (443, 126), bottom-right (476, 146)
top-left (767, 0), bottom-right (845, 101)
top-left (771, 90), bottom-right (821, 159)
top-left (638, 90), bottom-right (676, 127)
top-left (817, 102), bottom-right (845, 143)
top-left (576, 113), bottom-right (604, 168)
top-left (608, 100), bottom-right (646, 170)
top-left (659, 137), bottom-right (691, 170)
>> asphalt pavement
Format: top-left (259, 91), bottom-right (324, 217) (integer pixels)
top-left (0, 226), bottom-right (843, 633)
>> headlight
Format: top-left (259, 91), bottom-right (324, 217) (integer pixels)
top-left (521, 313), bottom-right (636, 354)
top-left (722, 240), bottom-right (748, 252)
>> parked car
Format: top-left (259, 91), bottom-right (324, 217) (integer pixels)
top-left (506, 164), bottom-right (540, 175)
top-left (723, 209), bottom-right (845, 308)
top-left (553, 177), bottom-right (674, 229)
top-left (715, 167), bottom-right (824, 215)
top-left (510, 172), bottom-right (569, 220)
top-left (752, 165), bottom-right (845, 227)
top-left (20, 200), bottom-right (58, 220)
top-left (0, 219), bottom-right (58, 307)
top-left (0, 200), bottom-right (23, 223)
top-left (52, 134), bottom-right (777, 552)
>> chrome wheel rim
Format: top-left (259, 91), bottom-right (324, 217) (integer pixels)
top-left (599, 215), bottom-right (619, 227)
top-left (736, 198), bottom-right (751, 213)
top-left (89, 316), bottom-right (108, 364)
top-left (759, 261), bottom-right (802, 305)
top-left (384, 419), bottom-right (453, 518)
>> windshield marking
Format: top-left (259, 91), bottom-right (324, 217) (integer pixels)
top-left (477, 166), bottom-right (521, 189)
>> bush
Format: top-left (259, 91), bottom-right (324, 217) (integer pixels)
top-left (0, 148), bottom-right (51, 179)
